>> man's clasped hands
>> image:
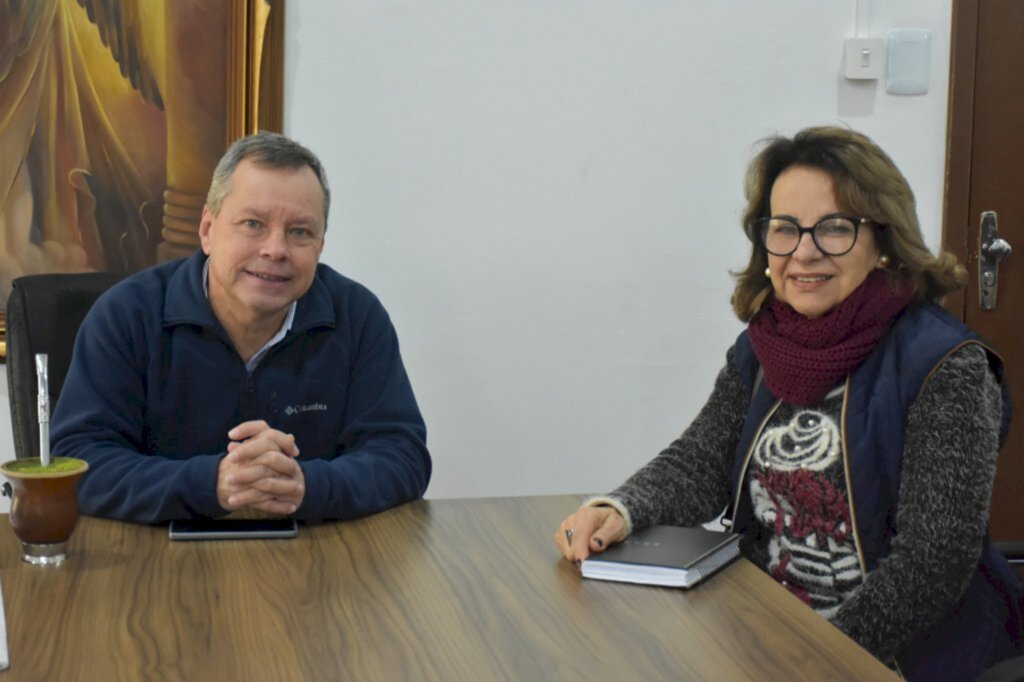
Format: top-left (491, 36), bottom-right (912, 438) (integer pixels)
top-left (216, 420), bottom-right (306, 515)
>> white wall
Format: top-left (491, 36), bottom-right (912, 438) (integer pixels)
top-left (280, 1), bottom-right (950, 499)
top-left (0, 1), bottom-right (953, 512)
top-left (283, 1), bottom-right (953, 500)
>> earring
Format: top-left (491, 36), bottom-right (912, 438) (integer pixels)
top-left (764, 267), bottom-right (771, 277)
top-left (878, 255), bottom-right (890, 268)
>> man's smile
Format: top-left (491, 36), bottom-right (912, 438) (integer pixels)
top-left (246, 270), bottom-right (291, 283)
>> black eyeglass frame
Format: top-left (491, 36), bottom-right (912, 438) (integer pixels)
top-left (752, 213), bottom-right (874, 257)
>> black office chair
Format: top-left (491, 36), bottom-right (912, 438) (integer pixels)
top-left (997, 541), bottom-right (1024, 570)
top-left (977, 654), bottom-right (1024, 682)
top-left (5, 271), bottom-right (127, 460)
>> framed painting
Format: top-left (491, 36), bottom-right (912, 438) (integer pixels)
top-left (0, 0), bottom-right (286, 359)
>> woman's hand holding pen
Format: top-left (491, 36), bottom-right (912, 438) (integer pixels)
top-left (217, 420), bottom-right (306, 515)
top-left (554, 505), bottom-right (628, 565)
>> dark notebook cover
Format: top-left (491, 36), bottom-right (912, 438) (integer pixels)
top-left (581, 525), bottom-right (741, 589)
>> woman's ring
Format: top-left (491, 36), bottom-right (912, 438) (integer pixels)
top-left (565, 528), bottom-right (574, 546)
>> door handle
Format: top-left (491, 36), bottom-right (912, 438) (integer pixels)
top-left (979, 210), bottom-right (1012, 310)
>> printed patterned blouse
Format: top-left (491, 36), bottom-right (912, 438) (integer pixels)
top-left (747, 384), bottom-right (863, 617)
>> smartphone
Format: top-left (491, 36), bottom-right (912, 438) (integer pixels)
top-left (168, 518), bottom-right (298, 541)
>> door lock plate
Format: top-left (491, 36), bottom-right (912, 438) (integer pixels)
top-left (980, 210), bottom-right (1012, 310)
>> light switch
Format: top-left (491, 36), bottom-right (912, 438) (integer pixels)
top-left (886, 29), bottom-right (930, 95)
top-left (843, 38), bottom-right (885, 80)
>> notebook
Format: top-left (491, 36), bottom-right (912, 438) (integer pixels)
top-left (581, 525), bottom-right (741, 589)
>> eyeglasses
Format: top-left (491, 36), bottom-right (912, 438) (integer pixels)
top-left (753, 214), bottom-right (871, 257)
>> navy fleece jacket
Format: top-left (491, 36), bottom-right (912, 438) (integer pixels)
top-left (51, 251), bottom-right (430, 524)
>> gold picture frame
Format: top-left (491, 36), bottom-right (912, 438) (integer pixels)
top-left (0, 0), bottom-right (286, 359)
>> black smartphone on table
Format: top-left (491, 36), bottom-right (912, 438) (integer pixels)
top-left (168, 518), bottom-right (298, 541)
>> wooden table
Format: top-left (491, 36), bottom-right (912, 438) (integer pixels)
top-left (0, 496), bottom-right (895, 681)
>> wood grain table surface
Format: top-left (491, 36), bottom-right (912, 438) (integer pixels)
top-left (0, 495), bottom-right (896, 681)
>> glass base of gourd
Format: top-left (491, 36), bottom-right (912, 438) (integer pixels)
top-left (21, 541), bottom-right (68, 565)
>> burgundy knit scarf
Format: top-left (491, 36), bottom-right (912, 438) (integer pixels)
top-left (747, 270), bottom-right (914, 405)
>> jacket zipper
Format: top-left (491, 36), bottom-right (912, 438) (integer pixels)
top-left (726, 398), bottom-right (782, 526)
top-left (839, 375), bottom-right (868, 575)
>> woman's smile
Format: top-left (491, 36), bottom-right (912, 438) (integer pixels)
top-left (767, 166), bottom-right (880, 319)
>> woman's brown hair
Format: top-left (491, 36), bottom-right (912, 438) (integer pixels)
top-left (731, 126), bottom-right (965, 321)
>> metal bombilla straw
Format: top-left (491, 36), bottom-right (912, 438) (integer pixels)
top-left (35, 353), bottom-right (50, 467)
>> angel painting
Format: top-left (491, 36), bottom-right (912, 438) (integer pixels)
top-left (0, 0), bottom-right (167, 301)
top-left (0, 0), bottom-right (279, 346)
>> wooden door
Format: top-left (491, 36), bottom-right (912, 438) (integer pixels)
top-left (945, 0), bottom-right (1024, 542)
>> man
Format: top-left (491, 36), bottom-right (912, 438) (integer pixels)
top-left (50, 132), bottom-right (431, 523)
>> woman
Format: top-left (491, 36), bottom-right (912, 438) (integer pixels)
top-left (554, 126), bottom-right (1023, 680)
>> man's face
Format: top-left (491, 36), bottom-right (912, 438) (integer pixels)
top-left (199, 159), bottom-right (326, 328)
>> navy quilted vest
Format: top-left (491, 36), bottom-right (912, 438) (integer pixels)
top-left (730, 302), bottom-right (1021, 679)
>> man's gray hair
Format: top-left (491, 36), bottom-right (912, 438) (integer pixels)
top-left (206, 131), bottom-right (331, 224)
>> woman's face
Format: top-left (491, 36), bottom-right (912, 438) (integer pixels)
top-left (766, 165), bottom-right (882, 319)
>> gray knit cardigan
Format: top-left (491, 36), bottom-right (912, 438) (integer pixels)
top-left (605, 343), bottom-right (1002, 665)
